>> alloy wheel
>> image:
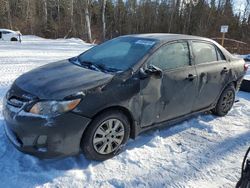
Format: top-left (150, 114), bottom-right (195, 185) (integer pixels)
top-left (221, 90), bottom-right (234, 113)
top-left (93, 118), bottom-right (125, 155)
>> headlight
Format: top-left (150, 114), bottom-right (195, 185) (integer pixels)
top-left (29, 99), bottom-right (81, 116)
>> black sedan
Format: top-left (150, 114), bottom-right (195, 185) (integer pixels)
top-left (3, 34), bottom-right (247, 160)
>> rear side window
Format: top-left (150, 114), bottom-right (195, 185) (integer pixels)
top-left (148, 42), bottom-right (190, 70)
top-left (217, 48), bottom-right (226, 61)
top-left (192, 42), bottom-right (217, 64)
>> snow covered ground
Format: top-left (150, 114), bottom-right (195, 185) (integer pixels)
top-left (1, 36), bottom-right (250, 188)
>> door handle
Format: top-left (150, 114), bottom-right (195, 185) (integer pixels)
top-left (186, 74), bottom-right (197, 81)
top-left (222, 67), bottom-right (229, 73)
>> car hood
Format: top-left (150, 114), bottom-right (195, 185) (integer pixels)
top-left (14, 60), bottom-right (114, 100)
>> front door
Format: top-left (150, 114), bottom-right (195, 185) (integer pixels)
top-left (139, 41), bottom-right (198, 127)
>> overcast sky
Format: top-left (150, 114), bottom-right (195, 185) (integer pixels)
top-left (234, 0), bottom-right (248, 13)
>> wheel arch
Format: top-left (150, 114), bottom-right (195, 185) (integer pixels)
top-left (232, 80), bottom-right (237, 89)
top-left (214, 80), bottom-right (236, 106)
top-left (87, 105), bottom-right (137, 139)
top-left (212, 80), bottom-right (236, 116)
top-left (10, 37), bottom-right (18, 41)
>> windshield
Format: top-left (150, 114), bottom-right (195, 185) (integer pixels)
top-left (77, 37), bottom-right (157, 72)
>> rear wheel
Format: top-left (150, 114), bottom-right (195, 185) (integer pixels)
top-left (81, 110), bottom-right (130, 161)
top-left (212, 84), bottom-right (235, 116)
top-left (10, 37), bottom-right (18, 41)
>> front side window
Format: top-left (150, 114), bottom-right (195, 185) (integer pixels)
top-left (2, 31), bottom-right (11, 34)
top-left (77, 37), bottom-right (157, 72)
top-left (192, 42), bottom-right (217, 64)
top-left (147, 42), bottom-right (190, 70)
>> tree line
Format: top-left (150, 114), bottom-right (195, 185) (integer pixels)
top-left (0, 0), bottom-right (249, 44)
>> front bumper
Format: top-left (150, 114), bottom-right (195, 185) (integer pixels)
top-left (3, 100), bottom-right (91, 159)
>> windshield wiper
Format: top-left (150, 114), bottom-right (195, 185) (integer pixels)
top-left (94, 63), bottom-right (121, 73)
top-left (78, 60), bottom-right (102, 72)
top-left (80, 60), bottom-right (120, 73)
top-left (71, 56), bottom-right (120, 73)
top-left (69, 56), bottom-right (78, 63)
top-left (70, 57), bottom-right (99, 71)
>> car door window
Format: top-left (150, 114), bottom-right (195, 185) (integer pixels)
top-left (147, 42), bottom-right (190, 70)
top-left (192, 42), bottom-right (217, 64)
top-left (2, 31), bottom-right (11, 34)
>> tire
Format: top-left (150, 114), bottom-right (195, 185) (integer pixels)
top-left (10, 37), bottom-right (18, 41)
top-left (81, 110), bottom-right (130, 161)
top-left (212, 84), bottom-right (236, 116)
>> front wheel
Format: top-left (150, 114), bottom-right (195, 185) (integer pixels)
top-left (81, 110), bottom-right (130, 161)
top-left (212, 84), bottom-right (235, 116)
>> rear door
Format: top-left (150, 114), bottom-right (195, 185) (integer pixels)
top-left (191, 41), bottom-right (230, 111)
top-left (139, 41), bottom-right (198, 126)
top-left (3, 31), bottom-right (12, 40)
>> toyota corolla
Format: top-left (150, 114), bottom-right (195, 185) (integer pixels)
top-left (3, 34), bottom-right (247, 160)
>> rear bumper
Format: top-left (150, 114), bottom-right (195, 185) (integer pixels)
top-left (3, 100), bottom-right (91, 159)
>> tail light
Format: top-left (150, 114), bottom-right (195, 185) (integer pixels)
top-left (244, 64), bottom-right (249, 72)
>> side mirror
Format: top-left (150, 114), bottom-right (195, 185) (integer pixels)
top-left (139, 65), bottom-right (163, 79)
top-left (145, 65), bottom-right (163, 79)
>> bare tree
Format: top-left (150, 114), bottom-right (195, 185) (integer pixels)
top-left (102, 0), bottom-right (107, 40)
top-left (56, 0), bottom-right (61, 37)
top-left (42, 0), bottom-right (48, 31)
top-left (0, 0), bottom-right (13, 29)
top-left (168, 0), bottom-right (176, 33)
top-left (84, 0), bottom-right (92, 42)
top-left (7, 1), bottom-right (13, 29)
top-left (70, 0), bottom-right (74, 34)
top-left (0, 0), bottom-right (249, 46)
top-left (26, 0), bottom-right (34, 34)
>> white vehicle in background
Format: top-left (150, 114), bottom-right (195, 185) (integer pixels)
top-left (0, 29), bottom-right (21, 42)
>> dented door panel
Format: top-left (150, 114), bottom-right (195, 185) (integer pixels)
top-left (139, 66), bottom-right (197, 127)
top-left (139, 40), bottom-right (198, 127)
top-left (139, 76), bottom-right (163, 126)
top-left (160, 66), bottom-right (198, 121)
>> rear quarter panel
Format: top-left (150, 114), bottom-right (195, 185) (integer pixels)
top-left (217, 42), bottom-right (246, 88)
top-left (229, 57), bottom-right (245, 84)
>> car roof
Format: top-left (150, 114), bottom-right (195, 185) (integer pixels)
top-left (0, 29), bottom-right (16, 33)
top-left (122, 33), bottom-right (235, 62)
top-left (123, 33), bottom-right (213, 43)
